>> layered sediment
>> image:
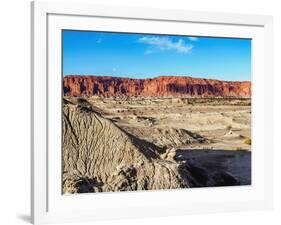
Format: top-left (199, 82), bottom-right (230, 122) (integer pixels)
top-left (63, 75), bottom-right (251, 98)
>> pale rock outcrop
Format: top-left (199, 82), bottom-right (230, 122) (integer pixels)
top-left (62, 100), bottom-right (190, 194)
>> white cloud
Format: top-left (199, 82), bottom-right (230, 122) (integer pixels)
top-left (138, 36), bottom-right (193, 54)
top-left (187, 37), bottom-right (198, 41)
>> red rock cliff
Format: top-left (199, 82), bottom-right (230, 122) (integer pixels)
top-left (63, 75), bottom-right (251, 98)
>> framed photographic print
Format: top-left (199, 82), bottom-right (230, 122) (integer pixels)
top-left (31, 1), bottom-right (273, 224)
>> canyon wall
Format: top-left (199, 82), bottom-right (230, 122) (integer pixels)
top-left (63, 75), bottom-right (251, 98)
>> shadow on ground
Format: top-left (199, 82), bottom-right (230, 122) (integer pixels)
top-left (17, 214), bottom-right (30, 224)
top-left (175, 149), bottom-right (251, 187)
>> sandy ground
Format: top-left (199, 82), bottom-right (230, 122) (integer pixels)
top-left (81, 96), bottom-right (251, 151)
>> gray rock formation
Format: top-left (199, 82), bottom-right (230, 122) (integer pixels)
top-left (62, 99), bottom-right (190, 194)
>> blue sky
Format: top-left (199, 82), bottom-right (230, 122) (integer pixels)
top-left (62, 30), bottom-right (251, 81)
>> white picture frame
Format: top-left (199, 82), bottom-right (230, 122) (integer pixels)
top-left (31, 1), bottom-right (274, 224)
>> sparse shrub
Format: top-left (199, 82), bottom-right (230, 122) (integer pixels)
top-left (226, 125), bottom-right (232, 131)
top-left (244, 138), bottom-right (252, 145)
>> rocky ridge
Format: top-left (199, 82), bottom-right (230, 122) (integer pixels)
top-left (63, 75), bottom-right (251, 98)
top-left (63, 99), bottom-right (189, 193)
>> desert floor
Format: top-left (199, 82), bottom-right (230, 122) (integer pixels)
top-left (63, 97), bottom-right (251, 192)
top-left (82, 97), bottom-right (251, 150)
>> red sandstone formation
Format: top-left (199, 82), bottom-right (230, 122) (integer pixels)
top-left (63, 75), bottom-right (251, 98)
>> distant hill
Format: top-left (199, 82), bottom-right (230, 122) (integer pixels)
top-left (63, 75), bottom-right (251, 98)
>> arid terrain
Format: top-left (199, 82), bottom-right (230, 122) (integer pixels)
top-left (62, 76), bottom-right (251, 194)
